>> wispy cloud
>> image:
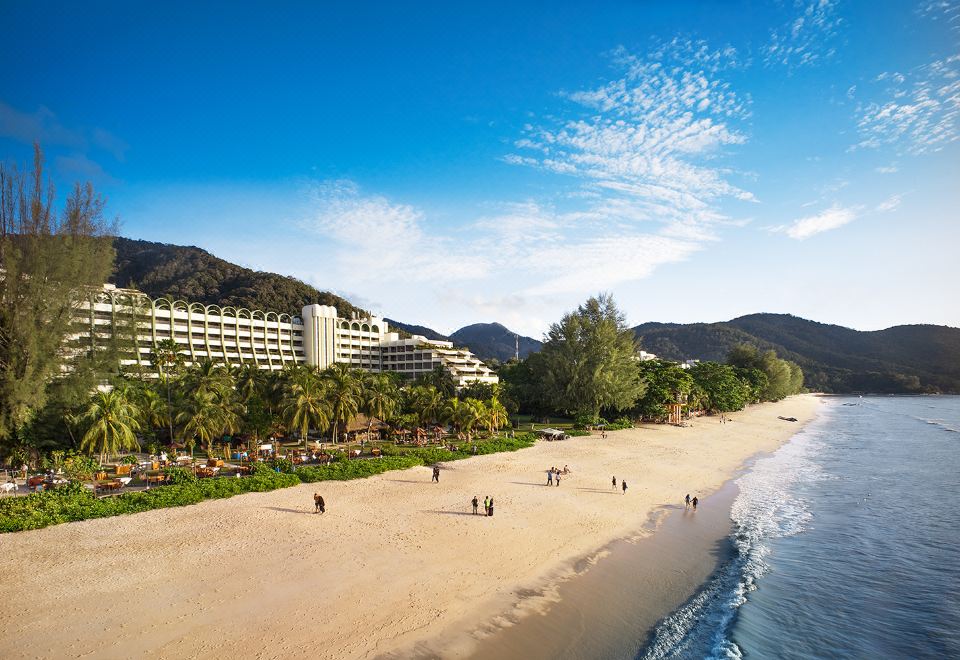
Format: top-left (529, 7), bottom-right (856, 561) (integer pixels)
top-left (0, 100), bottom-right (128, 161)
top-left (875, 163), bottom-right (899, 174)
top-left (501, 38), bottom-right (752, 292)
top-left (918, 0), bottom-right (960, 33)
top-left (777, 203), bottom-right (860, 239)
top-left (854, 55), bottom-right (960, 154)
top-left (300, 180), bottom-right (489, 283)
top-left (875, 193), bottom-right (902, 213)
top-left (764, 0), bottom-right (843, 69)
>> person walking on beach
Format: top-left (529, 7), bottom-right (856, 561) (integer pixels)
top-left (622, 480), bottom-right (628, 495)
top-left (314, 493), bottom-right (325, 514)
top-left (484, 496), bottom-right (490, 515)
top-left (555, 471), bottom-right (561, 487)
top-left (432, 465), bottom-right (440, 483)
top-left (547, 468), bottom-right (553, 486)
top-left (685, 493), bottom-right (691, 508)
top-left (488, 497), bottom-right (494, 517)
top-left (472, 496), bottom-right (479, 515)
top-left (612, 476), bottom-right (617, 490)
top-left (692, 496), bottom-right (698, 510)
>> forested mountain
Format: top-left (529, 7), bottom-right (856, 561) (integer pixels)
top-left (110, 238), bottom-right (368, 318)
top-left (449, 323), bottom-right (542, 363)
top-left (384, 319), bottom-right (449, 342)
top-left (634, 314), bottom-right (960, 394)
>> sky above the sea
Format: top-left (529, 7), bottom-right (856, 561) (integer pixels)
top-left (1, 1), bottom-right (958, 337)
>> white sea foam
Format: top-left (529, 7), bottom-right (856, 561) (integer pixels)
top-left (639, 407), bottom-right (831, 660)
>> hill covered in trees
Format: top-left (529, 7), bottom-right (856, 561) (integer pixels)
top-left (449, 323), bottom-right (542, 363)
top-left (634, 314), bottom-right (960, 393)
top-left (384, 319), bottom-right (449, 342)
top-left (111, 237), bottom-right (368, 318)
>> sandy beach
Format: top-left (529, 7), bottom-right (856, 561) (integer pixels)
top-left (0, 394), bottom-right (821, 659)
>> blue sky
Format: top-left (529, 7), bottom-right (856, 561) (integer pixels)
top-left (1, 1), bottom-right (958, 337)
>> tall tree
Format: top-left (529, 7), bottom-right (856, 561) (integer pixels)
top-left (282, 374), bottom-right (330, 450)
top-left (362, 374), bottom-right (397, 439)
top-left (80, 389), bottom-right (141, 464)
top-left (324, 364), bottom-right (361, 444)
top-left (148, 338), bottom-right (184, 446)
top-left (0, 145), bottom-right (116, 448)
top-left (536, 294), bottom-right (647, 419)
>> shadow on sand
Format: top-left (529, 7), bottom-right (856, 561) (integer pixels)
top-left (424, 510), bottom-right (477, 517)
top-left (265, 506), bottom-right (313, 515)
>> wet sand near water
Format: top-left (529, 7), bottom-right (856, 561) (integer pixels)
top-left (401, 480), bottom-right (740, 660)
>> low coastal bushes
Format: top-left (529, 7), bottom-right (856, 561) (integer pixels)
top-left (0, 433), bottom-right (541, 534)
top-left (0, 471), bottom-right (299, 533)
top-left (295, 456), bottom-right (423, 482)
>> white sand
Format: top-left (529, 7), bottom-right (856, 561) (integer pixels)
top-left (0, 394), bottom-right (821, 659)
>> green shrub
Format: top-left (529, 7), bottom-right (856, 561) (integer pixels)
top-left (120, 455), bottom-right (139, 465)
top-left (606, 417), bottom-right (634, 431)
top-left (566, 429), bottom-right (591, 437)
top-left (163, 466), bottom-right (198, 485)
top-left (295, 456), bottom-right (423, 483)
top-left (270, 457), bottom-right (295, 474)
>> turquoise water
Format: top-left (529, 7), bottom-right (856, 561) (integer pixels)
top-left (641, 396), bottom-right (960, 659)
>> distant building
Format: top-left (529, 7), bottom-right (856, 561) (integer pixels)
top-left (71, 284), bottom-right (497, 387)
top-left (638, 350), bottom-right (658, 361)
top-left (679, 359), bottom-right (700, 370)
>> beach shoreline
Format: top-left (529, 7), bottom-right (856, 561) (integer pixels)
top-left (0, 394), bottom-right (822, 660)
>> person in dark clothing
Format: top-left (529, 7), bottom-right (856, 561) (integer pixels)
top-left (472, 496), bottom-right (479, 514)
top-left (692, 496), bottom-right (698, 509)
top-left (488, 497), bottom-right (494, 517)
top-left (314, 493), bottom-right (325, 514)
top-left (547, 468), bottom-right (553, 486)
top-left (432, 466), bottom-right (440, 483)
top-left (612, 476), bottom-right (617, 490)
top-left (685, 493), bottom-right (691, 507)
top-left (622, 480), bottom-right (628, 495)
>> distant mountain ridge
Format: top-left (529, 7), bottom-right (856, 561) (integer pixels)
top-left (384, 319), bottom-right (450, 342)
top-left (449, 323), bottom-right (542, 363)
top-left (634, 313), bottom-right (960, 394)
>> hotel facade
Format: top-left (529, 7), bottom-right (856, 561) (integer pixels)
top-left (73, 284), bottom-right (498, 386)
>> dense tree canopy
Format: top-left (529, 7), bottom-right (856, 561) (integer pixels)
top-left (534, 294), bottom-right (647, 419)
top-left (0, 146), bottom-right (116, 447)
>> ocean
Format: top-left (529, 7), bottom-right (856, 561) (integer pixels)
top-left (640, 395), bottom-right (960, 659)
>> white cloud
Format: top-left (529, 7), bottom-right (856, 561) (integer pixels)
top-left (764, 0), bottom-right (843, 69)
top-left (779, 204), bottom-right (860, 239)
top-left (300, 181), bottom-right (490, 283)
top-left (918, 0), bottom-right (960, 33)
top-left (875, 163), bottom-right (899, 173)
top-left (504, 39), bottom-right (752, 278)
top-left (855, 54), bottom-right (960, 154)
top-left (875, 194), bottom-right (902, 213)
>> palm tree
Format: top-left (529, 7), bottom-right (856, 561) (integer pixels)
top-left (138, 386), bottom-right (170, 442)
top-left (232, 364), bottom-right (262, 404)
top-left (149, 338), bottom-right (184, 446)
top-left (486, 397), bottom-right (509, 435)
top-left (362, 374), bottom-right (397, 442)
top-left (324, 364), bottom-right (362, 444)
top-left (80, 389), bottom-right (142, 464)
top-left (175, 390), bottom-right (224, 458)
top-left (456, 398), bottom-right (486, 441)
top-left (282, 375), bottom-right (331, 451)
top-left (409, 385), bottom-right (443, 427)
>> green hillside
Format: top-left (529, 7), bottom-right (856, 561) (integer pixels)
top-left (110, 237), bottom-right (368, 318)
top-left (634, 314), bottom-right (960, 394)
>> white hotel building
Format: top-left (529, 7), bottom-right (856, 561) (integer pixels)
top-left (73, 284), bottom-right (498, 386)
